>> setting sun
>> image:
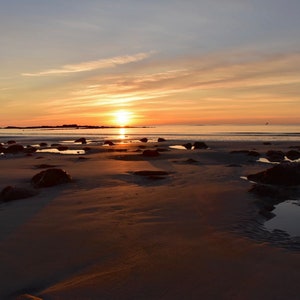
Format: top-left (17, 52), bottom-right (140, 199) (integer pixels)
top-left (114, 110), bottom-right (131, 126)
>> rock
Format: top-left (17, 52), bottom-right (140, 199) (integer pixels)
top-left (142, 150), bottom-right (160, 157)
top-left (263, 142), bottom-right (272, 145)
top-left (193, 141), bottom-right (208, 149)
top-left (39, 142), bottom-right (48, 147)
top-left (31, 168), bottom-right (72, 188)
top-left (75, 137), bottom-right (87, 144)
top-left (158, 137), bottom-right (166, 142)
top-left (0, 186), bottom-right (38, 202)
top-left (182, 143), bottom-right (192, 150)
top-left (156, 148), bottom-right (169, 152)
top-left (266, 150), bottom-right (285, 162)
top-left (286, 150), bottom-right (300, 161)
top-left (247, 150), bottom-right (260, 157)
top-left (34, 164), bottom-right (57, 169)
top-left (104, 141), bottom-right (115, 146)
top-left (4, 144), bottom-right (24, 153)
top-left (140, 138), bottom-right (148, 143)
top-left (7, 140), bottom-right (16, 144)
top-left (24, 146), bottom-right (37, 153)
top-left (247, 162), bottom-right (300, 186)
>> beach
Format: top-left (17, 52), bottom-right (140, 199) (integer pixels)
top-left (1, 138), bottom-right (300, 299)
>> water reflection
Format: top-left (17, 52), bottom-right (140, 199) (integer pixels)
top-left (119, 127), bottom-right (126, 140)
top-left (36, 149), bottom-right (85, 155)
top-left (265, 200), bottom-right (300, 236)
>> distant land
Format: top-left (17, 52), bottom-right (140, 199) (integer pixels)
top-left (1, 124), bottom-right (149, 129)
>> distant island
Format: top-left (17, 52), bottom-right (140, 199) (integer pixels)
top-left (2, 124), bottom-right (149, 129)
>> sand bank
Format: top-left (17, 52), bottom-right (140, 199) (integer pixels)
top-left (0, 139), bottom-right (300, 299)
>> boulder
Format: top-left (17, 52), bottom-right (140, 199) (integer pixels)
top-left (31, 168), bottom-right (72, 188)
top-left (193, 141), bottom-right (208, 149)
top-left (142, 150), bottom-right (160, 157)
top-left (75, 137), bottom-right (87, 144)
top-left (7, 140), bottom-right (16, 144)
top-left (286, 150), bottom-right (300, 161)
top-left (266, 150), bottom-right (285, 162)
top-left (0, 186), bottom-right (37, 202)
top-left (140, 138), bottom-right (148, 143)
top-left (247, 162), bottom-right (300, 186)
top-left (39, 142), bottom-right (48, 147)
top-left (4, 144), bottom-right (24, 154)
top-left (247, 150), bottom-right (260, 157)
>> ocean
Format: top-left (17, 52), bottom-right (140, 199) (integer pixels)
top-left (0, 124), bottom-right (299, 144)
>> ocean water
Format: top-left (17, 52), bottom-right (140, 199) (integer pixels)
top-left (0, 124), bottom-right (299, 143)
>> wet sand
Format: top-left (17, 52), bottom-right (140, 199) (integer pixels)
top-left (1, 140), bottom-right (300, 299)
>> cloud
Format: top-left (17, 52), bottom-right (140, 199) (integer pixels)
top-left (22, 52), bottom-right (153, 76)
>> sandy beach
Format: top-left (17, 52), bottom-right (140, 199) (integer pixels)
top-left (1, 139), bottom-right (300, 299)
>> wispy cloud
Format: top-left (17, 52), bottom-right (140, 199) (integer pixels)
top-left (22, 52), bottom-right (153, 77)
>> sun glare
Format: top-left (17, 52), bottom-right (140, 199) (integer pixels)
top-left (114, 110), bottom-right (131, 126)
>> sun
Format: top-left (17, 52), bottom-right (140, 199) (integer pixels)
top-left (114, 110), bottom-right (131, 126)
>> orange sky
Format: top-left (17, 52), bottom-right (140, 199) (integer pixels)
top-left (1, 1), bottom-right (300, 126)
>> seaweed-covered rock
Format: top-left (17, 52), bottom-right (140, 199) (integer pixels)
top-left (247, 162), bottom-right (300, 186)
top-left (31, 168), bottom-right (72, 188)
top-left (0, 186), bottom-right (37, 202)
top-left (193, 141), bottom-right (208, 149)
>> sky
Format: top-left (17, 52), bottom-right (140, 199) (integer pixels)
top-left (1, 0), bottom-right (300, 126)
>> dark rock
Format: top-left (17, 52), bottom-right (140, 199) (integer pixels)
top-left (266, 150), bottom-right (285, 162)
top-left (156, 148), bottom-right (169, 152)
top-left (140, 138), bottom-right (148, 143)
top-left (39, 142), bottom-right (48, 147)
top-left (31, 168), bottom-right (72, 188)
top-left (138, 145), bottom-right (147, 149)
top-left (104, 141), bottom-right (115, 146)
top-left (158, 137), bottom-right (166, 142)
top-left (263, 142), bottom-right (272, 145)
top-left (4, 144), bottom-right (24, 153)
top-left (24, 146), bottom-right (37, 153)
top-left (183, 143), bottom-right (192, 150)
top-left (51, 143), bottom-right (61, 147)
top-left (247, 162), bottom-right (300, 186)
top-left (75, 137), bottom-right (87, 144)
top-left (0, 186), bottom-right (38, 202)
top-left (142, 150), bottom-right (160, 157)
top-left (57, 146), bottom-right (69, 151)
top-left (193, 141), bottom-right (208, 149)
top-left (7, 140), bottom-right (16, 144)
top-left (286, 150), bottom-right (300, 161)
top-left (186, 158), bottom-right (199, 163)
top-left (248, 151), bottom-right (260, 157)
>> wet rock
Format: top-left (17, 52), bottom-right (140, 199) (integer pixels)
top-left (140, 138), bottom-right (148, 143)
top-left (183, 143), bottom-right (192, 150)
top-left (247, 162), bottom-right (300, 186)
top-left (39, 142), bottom-right (48, 147)
top-left (158, 137), bottom-right (166, 142)
top-left (4, 144), bottom-right (24, 153)
top-left (286, 150), bottom-right (300, 161)
top-left (266, 150), bottom-right (285, 162)
top-left (24, 145), bottom-right (37, 154)
top-left (75, 137), bottom-right (87, 144)
top-left (31, 168), bottom-right (72, 188)
top-left (142, 149), bottom-right (160, 157)
top-left (0, 186), bottom-right (38, 202)
top-left (193, 141), bottom-right (208, 149)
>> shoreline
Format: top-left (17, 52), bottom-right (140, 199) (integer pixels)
top-left (1, 138), bottom-right (300, 299)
